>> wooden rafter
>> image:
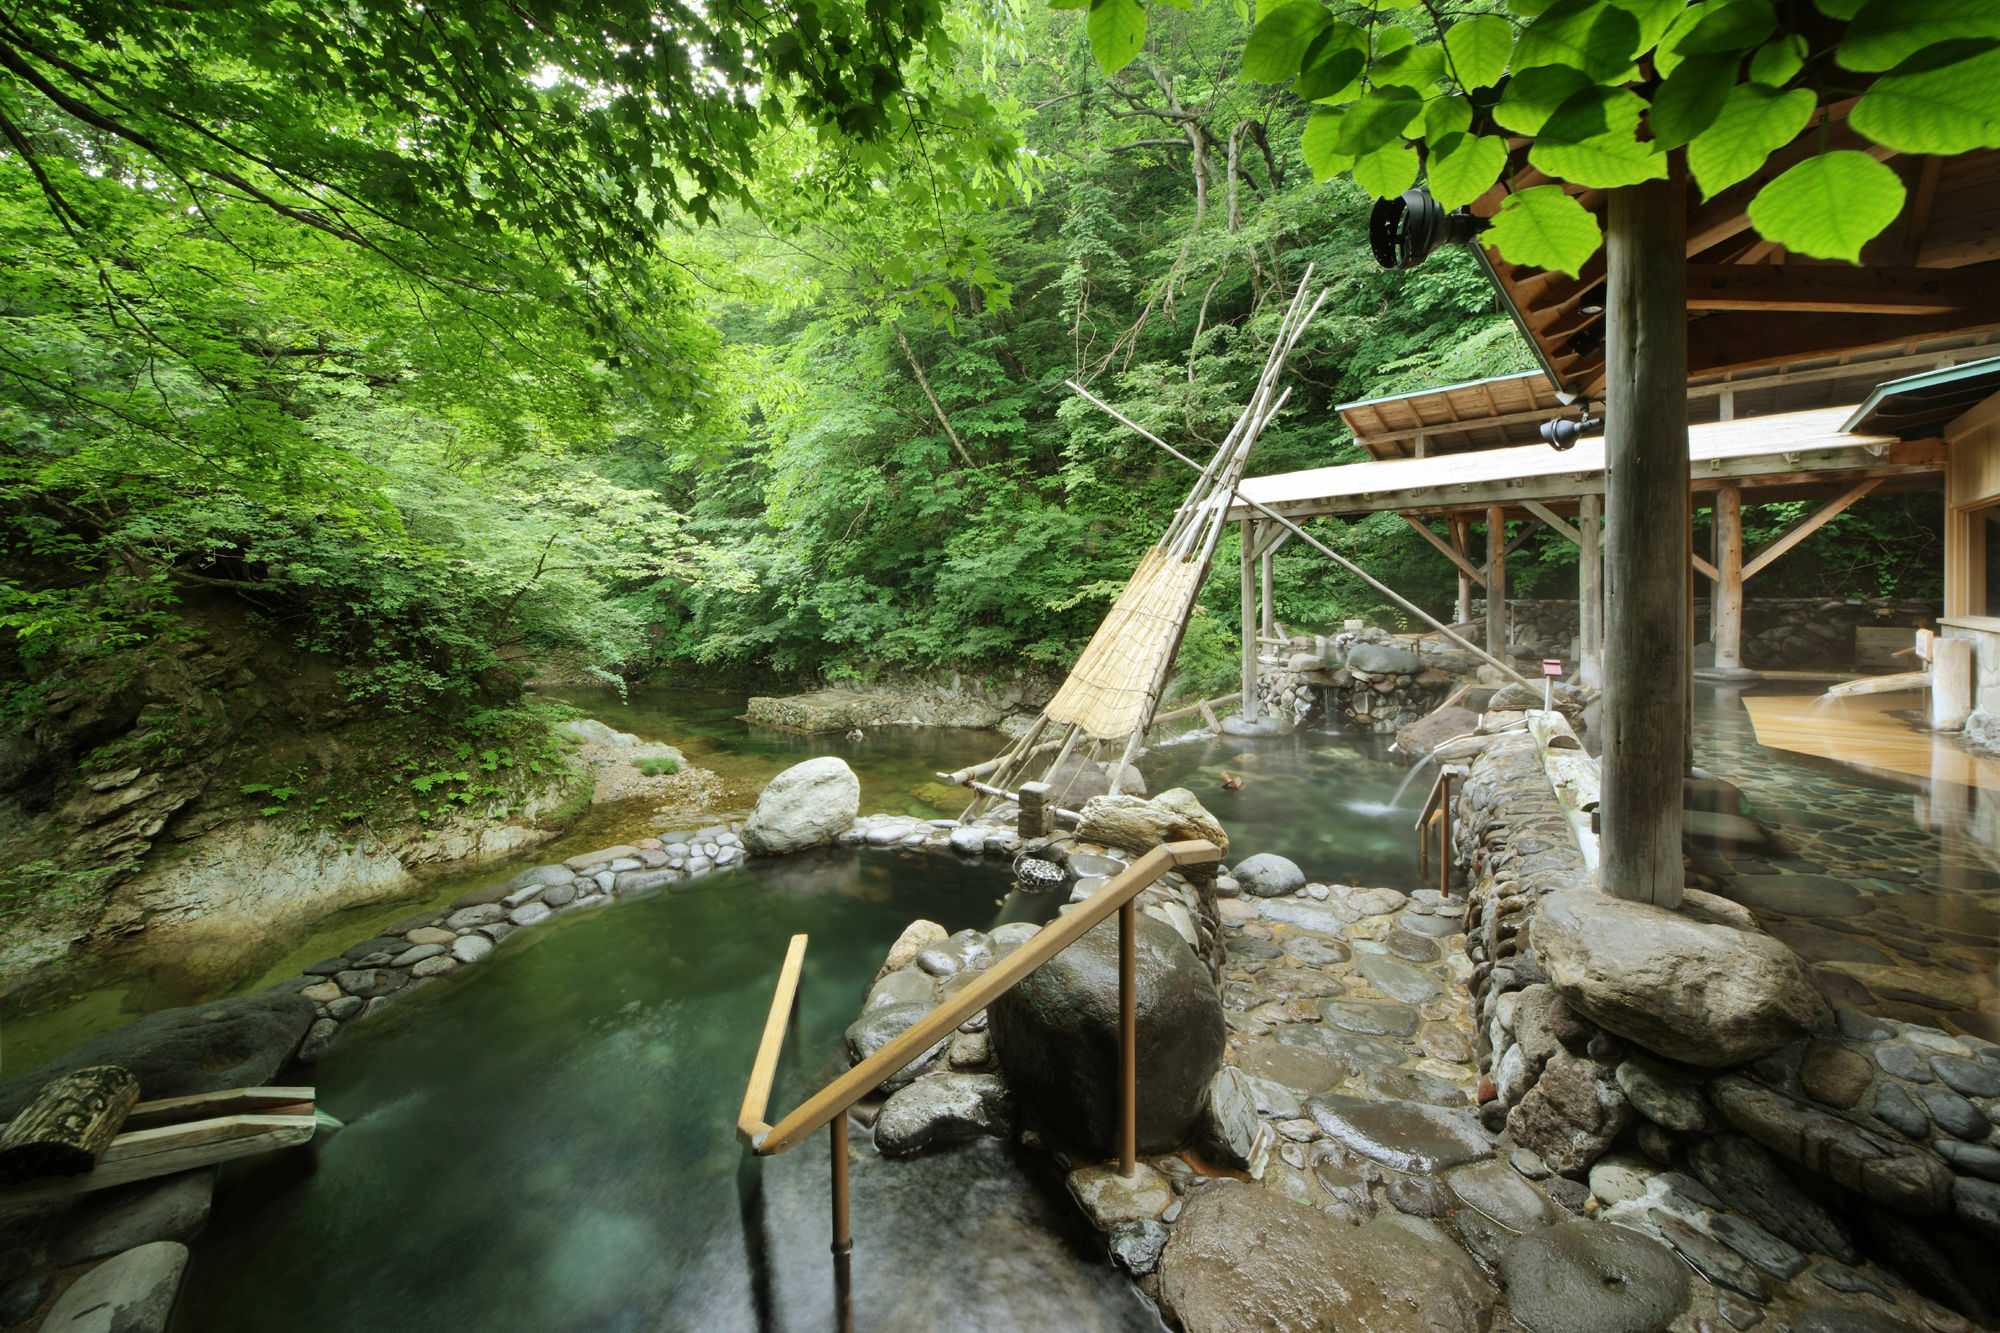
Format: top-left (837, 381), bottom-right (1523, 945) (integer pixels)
top-left (1522, 500), bottom-right (1582, 545)
top-left (1402, 513), bottom-right (1487, 586)
top-left (1685, 262), bottom-right (2000, 315)
top-left (1741, 478), bottom-right (1883, 581)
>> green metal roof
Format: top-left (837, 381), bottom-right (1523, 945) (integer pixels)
top-left (1841, 357), bottom-right (2000, 439)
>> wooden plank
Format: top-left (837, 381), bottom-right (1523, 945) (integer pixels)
top-left (1685, 262), bottom-right (2000, 315)
top-left (1899, 157), bottom-right (1944, 267)
top-left (754, 841), bottom-right (1224, 1155)
top-left (120, 1088), bottom-right (317, 1133)
top-left (1402, 514), bottom-right (1487, 586)
top-left (1693, 552), bottom-right (1720, 582)
top-left (1742, 478), bottom-right (1882, 580)
top-left (1715, 487), bottom-right (1745, 670)
top-left (1487, 506), bottom-right (1508, 657)
top-left (737, 933), bottom-right (809, 1142)
top-left (0, 1115), bottom-right (317, 1209)
top-left (1824, 670), bottom-right (1928, 699)
top-left (1521, 500), bottom-right (1581, 545)
top-left (1945, 389), bottom-right (2000, 444)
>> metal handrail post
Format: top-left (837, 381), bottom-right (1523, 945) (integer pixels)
top-left (1118, 898), bottom-right (1137, 1177)
top-left (831, 1113), bottom-right (853, 1333)
top-left (1439, 771), bottom-right (1453, 895)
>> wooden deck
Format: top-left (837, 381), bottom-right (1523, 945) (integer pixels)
top-left (1740, 692), bottom-right (2000, 790)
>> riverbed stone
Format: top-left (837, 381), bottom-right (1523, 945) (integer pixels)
top-left (1930, 1053), bottom-right (2000, 1098)
top-left (873, 1073), bottom-right (1012, 1157)
top-left (1506, 1050), bottom-right (1632, 1177)
top-left (51, 1170), bottom-right (214, 1265)
top-left (1353, 955), bottom-right (1443, 1005)
top-left (1936, 1140), bottom-right (2000, 1181)
top-left (391, 943), bottom-right (446, 968)
top-left (450, 933), bottom-right (493, 965)
top-left (508, 902), bottom-right (551, 927)
top-left (742, 756), bottom-right (861, 854)
top-left (0, 990), bottom-right (315, 1119)
top-left (1955, 1177), bottom-right (2000, 1241)
top-left (1450, 1157), bottom-right (1559, 1232)
top-left (411, 955), bottom-right (456, 978)
top-left (1711, 1076), bottom-right (1955, 1215)
top-left (1790, 1309), bottom-right (1925, 1333)
top-left (1158, 1181), bottom-right (1494, 1333)
top-left (502, 863), bottom-right (566, 890)
top-left (1066, 1163), bottom-right (1172, 1227)
top-left (1687, 1134), bottom-right (1858, 1261)
top-left (1196, 1065), bottom-right (1267, 1170)
top-left (1876, 1043), bottom-right (1934, 1082)
top-left (1498, 1220), bottom-right (1688, 1333)
top-left (1801, 1042), bottom-right (1876, 1108)
top-left (1238, 1040), bottom-right (1348, 1096)
top-left (542, 881), bottom-right (577, 908)
top-left (1321, 1000), bottom-right (1423, 1038)
top-left (1914, 1084), bottom-right (1988, 1141)
top-left (1613, 1055), bottom-right (1708, 1131)
top-left (1532, 889), bottom-right (1827, 1067)
top-left (403, 926), bottom-right (455, 946)
top-left (1107, 1220), bottom-right (1170, 1276)
top-left (299, 980), bottom-right (342, 1003)
top-left (990, 912), bottom-right (1223, 1157)
top-left (1306, 1093), bottom-right (1494, 1174)
top-left (845, 1002), bottom-right (948, 1094)
top-left (1384, 928), bottom-right (1442, 962)
top-left (41, 1241), bottom-right (187, 1333)
top-left (446, 903), bottom-right (503, 930)
top-left (1397, 912), bottom-right (1464, 938)
top-left (1233, 853), bottom-right (1306, 898)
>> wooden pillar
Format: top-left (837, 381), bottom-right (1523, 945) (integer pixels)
top-left (1260, 526), bottom-right (1275, 640)
top-left (1486, 506), bottom-right (1507, 659)
top-left (1600, 174), bottom-right (1687, 909)
top-left (1453, 516), bottom-right (1473, 625)
top-left (1240, 519), bottom-right (1259, 718)
top-left (1579, 494), bottom-right (1603, 688)
top-left (1932, 637), bottom-right (1974, 730)
top-left (1714, 487), bottom-right (1744, 671)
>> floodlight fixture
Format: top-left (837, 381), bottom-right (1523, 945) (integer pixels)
top-left (1539, 411), bottom-right (1601, 451)
top-left (1369, 188), bottom-right (1488, 270)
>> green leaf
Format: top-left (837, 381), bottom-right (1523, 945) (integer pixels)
top-left (1296, 21), bottom-right (1368, 100)
top-left (1649, 51), bottom-right (1740, 147)
top-left (1685, 83), bottom-right (1814, 197)
top-left (1531, 131), bottom-right (1668, 186)
top-left (1605, 0), bottom-right (1686, 51)
top-left (1427, 132), bottom-right (1509, 208)
top-left (1540, 84), bottom-right (1644, 142)
top-left (1352, 141), bottom-right (1420, 197)
top-left (1374, 39), bottom-right (1448, 89)
top-left (1301, 108), bottom-right (1357, 179)
top-left (1838, 0), bottom-right (2000, 74)
top-left (1047, 0), bottom-right (1089, 10)
top-left (1088, 0), bottom-right (1148, 74)
top-left (1425, 94), bottom-right (1474, 139)
top-left (1748, 34), bottom-right (1806, 84)
top-left (1244, 1), bottom-right (1332, 82)
top-left (1849, 42), bottom-right (2000, 154)
top-left (1444, 14), bottom-right (1516, 88)
top-left (1485, 184), bottom-right (1603, 275)
top-left (1512, 0), bottom-right (1642, 81)
top-left (1650, 4), bottom-right (1708, 74)
top-left (1813, 0), bottom-right (1866, 17)
top-left (1746, 150), bottom-right (1907, 261)
top-left (1493, 64), bottom-right (1593, 133)
top-left (1671, 0), bottom-right (1775, 55)
top-left (1509, 0), bottom-right (1559, 16)
top-left (1334, 85), bottom-right (1425, 154)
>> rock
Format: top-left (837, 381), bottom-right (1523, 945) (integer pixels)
top-left (1397, 707), bottom-right (1481, 758)
top-left (1801, 1042), bottom-right (1877, 1109)
top-left (1790, 1310), bottom-right (1925, 1333)
top-left (873, 1073), bottom-right (1012, 1156)
top-left (450, 933), bottom-right (494, 965)
top-left (1876, 1043), bottom-right (1934, 1082)
top-left (989, 912), bottom-right (1223, 1157)
top-left (563, 843), bottom-right (638, 872)
top-left (1613, 1056), bottom-right (1708, 1132)
top-left (1073, 788), bottom-right (1228, 858)
top-left (541, 881), bottom-right (577, 908)
top-left (450, 883), bottom-right (511, 909)
top-left (1305, 1093), bottom-right (1494, 1174)
top-left (390, 943), bottom-right (446, 968)
top-left (0, 990), bottom-right (314, 1119)
top-left (1707, 1210), bottom-right (1808, 1280)
top-left (1349, 642), bottom-right (1424, 675)
top-left (1387, 1176), bottom-right (1454, 1217)
top-left (1158, 1181), bottom-right (1493, 1333)
top-left (742, 757), bottom-right (861, 854)
top-left (1107, 1220), bottom-right (1169, 1276)
top-left (326, 996), bottom-right (362, 1020)
top-left (1066, 1162), bottom-right (1172, 1227)
top-left (1353, 956), bottom-right (1443, 1005)
top-left (403, 926), bottom-right (456, 946)
top-left (1531, 889), bottom-right (1827, 1067)
top-left (844, 1002), bottom-right (948, 1094)
top-left (1450, 1157), bottom-right (1560, 1231)
top-left (613, 868), bottom-right (678, 895)
top-left (333, 968), bottom-right (406, 999)
top-left (508, 901), bottom-right (551, 927)
top-left (1498, 1220), bottom-right (1688, 1333)
top-left (1710, 1076), bottom-right (1954, 1216)
top-left (1955, 1177), bottom-right (2000, 1242)
top-left (506, 863), bottom-right (573, 891)
top-left (0, 1275), bottom-right (50, 1326)
top-left (1914, 1085), bottom-right (1989, 1141)
top-left (40, 1241), bottom-right (187, 1333)
top-left (1196, 1066), bottom-right (1267, 1170)
top-left (1513, 985), bottom-right (1562, 1066)
top-left (1936, 1140), bottom-right (2000, 1181)
top-left (1232, 853), bottom-right (1306, 898)
top-left (299, 980), bottom-right (342, 1003)
top-left (1220, 712), bottom-right (1295, 738)
top-left (1930, 1054), bottom-right (2000, 1099)
top-left (1870, 1080), bottom-right (1929, 1139)
top-left (1586, 1155), bottom-right (1653, 1207)
top-left (446, 903), bottom-right (503, 930)
top-left (1686, 1135), bottom-right (1858, 1261)
top-left (1505, 1050), bottom-right (1632, 1177)
top-left (411, 955), bottom-right (455, 978)
top-left (51, 1170), bottom-right (214, 1264)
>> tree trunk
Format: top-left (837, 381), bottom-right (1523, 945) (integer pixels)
top-left (1600, 175), bottom-right (1689, 908)
top-left (893, 323), bottom-right (975, 468)
top-left (0, 1065), bottom-right (139, 1183)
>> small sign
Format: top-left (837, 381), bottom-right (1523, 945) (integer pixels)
top-left (1541, 659), bottom-right (1564, 677)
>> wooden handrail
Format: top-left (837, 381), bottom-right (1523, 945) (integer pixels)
top-left (738, 838), bottom-right (1223, 1157)
top-left (737, 933), bottom-right (808, 1144)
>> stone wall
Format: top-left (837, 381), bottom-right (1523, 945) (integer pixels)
top-left (1476, 597), bottom-right (1939, 671)
top-left (1451, 734), bottom-right (2000, 1322)
top-left (1253, 630), bottom-right (1466, 736)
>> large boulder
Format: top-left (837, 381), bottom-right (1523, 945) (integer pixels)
top-left (39, 1241), bottom-right (188, 1333)
top-left (1396, 706), bottom-right (1481, 758)
top-left (1530, 890), bottom-right (1827, 1067)
top-left (1504, 1050), bottom-right (1633, 1178)
top-left (0, 989), bottom-right (314, 1120)
top-left (1074, 788), bottom-right (1228, 858)
top-left (1498, 1220), bottom-right (1688, 1333)
top-left (1044, 754), bottom-right (1111, 810)
top-left (989, 912), bottom-right (1223, 1157)
top-left (1347, 641), bottom-right (1424, 675)
top-left (873, 1073), bottom-right (1013, 1157)
top-left (742, 756), bottom-right (861, 854)
top-left (1158, 1181), bottom-right (1494, 1333)
top-left (1231, 853), bottom-right (1304, 898)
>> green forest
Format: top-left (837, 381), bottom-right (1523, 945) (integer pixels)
top-left (0, 0), bottom-right (1973, 877)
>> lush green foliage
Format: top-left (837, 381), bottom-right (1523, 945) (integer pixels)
top-left (1089, 0), bottom-right (2000, 273)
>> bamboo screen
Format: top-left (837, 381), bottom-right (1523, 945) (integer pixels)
top-left (1043, 548), bottom-right (1208, 740)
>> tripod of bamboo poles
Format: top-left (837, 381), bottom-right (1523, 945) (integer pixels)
top-left (953, 272), bottom-right (1330, 824)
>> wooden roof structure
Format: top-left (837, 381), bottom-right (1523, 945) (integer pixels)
top-left (1226, 406), bottom-right (1940, 522)
top-left (1466, 123), bottom-right (2000, 402)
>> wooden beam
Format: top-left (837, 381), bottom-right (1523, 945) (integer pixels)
top-left (0, 1113), bottom-right (318, 1208)
top-left (1742, 478), bottom-right (1883, 580)
top-left (1686, 310), bottom-right (2000, 377)
top-left (1521, 500), bottom-right (1582, 545)
top-left (1685, 263), bottom-right (2000, 315)
top-left (1403, 514), bottom-right (1488, 586)
top-left (1692, 552), bottom-right (1720, 581)
top-left (1945, 389), bottom-right (2000, 444)
top-left (1453, 515), bottom-right (1475, 624)
top-left (1898, 157), bottom-right (1943, 267)
top-left (1240, 519), bottom-right (1258, 719)
top-left (1502, 514), bottom-right (1543, 560)
top-left (1578, 494), bottom-right (1602, 687)
top-left (1715, 487), bottom-right (1745, 670)
top-left (1487, 505), bottom-right (1508, 657)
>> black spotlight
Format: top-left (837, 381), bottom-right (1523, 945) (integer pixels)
top-left (1369, 188), bottom-right (1488, 270)
top-left (1539, 414), bottom-right (1601, 451)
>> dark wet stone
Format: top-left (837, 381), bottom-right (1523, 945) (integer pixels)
top-left (1711, 1077), bottom-right (1954, 1219)
top-left (1813, 970), bottom-right (1879, 1010)
top-left (1688, 1134), bottom-right (1858, 1262)
top-left (1397, 912), bottom-right (1464, 938)
top-left (1870, 1081), bottom-right (1930, 1139)
top-left (1454, 1205), bottom-right (1517, 1265)
top-left (1724, 877), bottom-right (1870, 917)
top-left (1384, 928), bottom-right (1442, 962)
top-left (0, 1275), bottom-right (50, 1326)
top-left (1305, 1094), bottom-right (1493, 1174)
top-left (1511, 1148), bottom-right (1551, 1180)
top-left (1237, 1040), bottom-right (1347, 1097)
top-left (873, 1072), bottom-right (1012, 1157)
top-left (1931, 1054), bottom-right (2000, 1099)
top-left (1232, 853), bottom-right (1305, 898)
top-left (1225, 937), bottom-right (1283, 960)
top-left (1281, 934), bottom-right (1350, 966)
top-left (342, 935), bottom-right (407, 961)
top-left (1220, 982), bottom-right (1263, 1012)
top-left (1876, 1043), bottom-right (1935, 1082)
top-left (1363, 1067), bottom-right (1470, 1107)
top-left (1544, 1176), bottom-right (1589, 1214)
top-left (845, 1002), bottom-right (948, 1093)
top-left (1936, 1139), bottom-right (2000, 1181)
top-left (1353, 956), bottom-right (1443, 1006)
top-left (1256, 967), bottom-right (1346, 1000)
top-left (1506, 1051), bottom-right (1631, 1178)
top-left (1276, 1024), bottom-right (1407, 1072)
top-left (303, 957), bottom-right (346, 976)
top-left (1498, 1220), bottom-right (1689, 1333)
top-left (1955, 1176), bottom-right (2000, 1242)
top-left (1814, 1263), bottom-right (1894, 1302)
top-left (1447, 1157), bottom-right (1558, 1233)
top-left (450, 881), bottom-right (513, 908)
top-left (1789, 1308), bottom-right (1922, 1333)
top-left (1643, 1209), bottom-right (1768, 1301)
top-left (1107, 1219), bottom-right (1168, 1276)
top-left (1836, 1010), bottom-right (1896, 1041)
top-left (1320, 1000), bottom-right (1422, 1038)
top-left (1769, 923), bottom-right (1893, 966)
top-left (50, 1169), bottom-right (214, 1265)
top-left (1800, 1041), bottom-right (1876, 1109)
top-left (1914, 1084), bottom-right (1989, 1141)
top-left (1386, 1174), bottom-right (1453, 1218)
top-left (1707, 1210), bottom-right (1808, 1279)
